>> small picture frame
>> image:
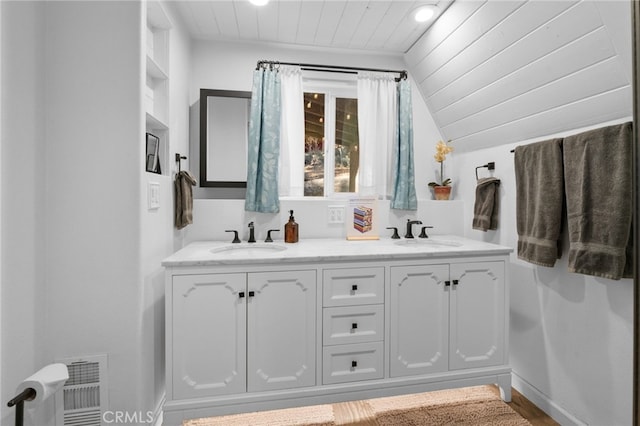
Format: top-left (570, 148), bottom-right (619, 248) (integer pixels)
top-left (145, 133), bottom-right (161, 174)
top-left (346, 197), bottom-right (379, 240)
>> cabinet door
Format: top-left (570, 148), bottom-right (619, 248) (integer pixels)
top-left (172, 274), bottom-right (247, 399)
top-left (390, 265), bottom-right (449, 377)
top-left (449, 261), bottom-right (505, 370)
top-left (247, 270), bottom-right (316, 392)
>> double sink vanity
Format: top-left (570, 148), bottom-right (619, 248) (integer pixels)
top-left (162, 235), bottom-right (513, 424)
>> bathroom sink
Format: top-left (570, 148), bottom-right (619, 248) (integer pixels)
top-left (210, 243), bottom-right (287, 256)
top-left (394, 239), bottom-right (462, 248)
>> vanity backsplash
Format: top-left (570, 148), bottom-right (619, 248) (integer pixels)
top-left (185, 198), bottom-right (465, 244)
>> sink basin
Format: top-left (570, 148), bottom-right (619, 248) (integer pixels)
top-left (394, 239), bottom-right (462, 248)
top-left (210, 243), bottom-right (287, 256)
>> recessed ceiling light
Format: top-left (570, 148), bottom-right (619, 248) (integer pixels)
top-left (414, 5), bottom-right (437, 22)
top-left (249, 0), bottom-right (269, 5)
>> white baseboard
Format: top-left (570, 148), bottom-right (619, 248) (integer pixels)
top-left (511, 372), bottom-right (585, 426)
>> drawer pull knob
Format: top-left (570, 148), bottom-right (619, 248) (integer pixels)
top-left (352, 323), bottom-right (358, 329)
top-left (351, 361), bottom-right (357, 368)
top-left (452, 279), bottom-right (459, 285)
top-left (248, 291), bottom-right (255, 297)
top-left (239, 292), bottom-right (245, 298)
top-left (351, 284), bottom-right (358, 292)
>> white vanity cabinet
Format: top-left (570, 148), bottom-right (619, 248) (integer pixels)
top-left (162, 238), bottom-right (512, 424)
top-left (169, 270), bottom-right (316, 401)
top-left (389, 260), bottom-right (506, 378)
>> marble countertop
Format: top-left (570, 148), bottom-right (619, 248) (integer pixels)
top-left (162, 235), bottom-right (513, 267)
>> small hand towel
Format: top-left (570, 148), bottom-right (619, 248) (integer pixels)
top-left (472, 177), bottom-right (501, 231)
top-left (563, 122), bottom-right (633, 280)
top-left (514, 138), bottom-right (564, 267)
top-left (175, 170), bottom-right (197, 230)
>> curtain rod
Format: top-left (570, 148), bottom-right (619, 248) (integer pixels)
top-left (256, 60), bottom-right (408, 81)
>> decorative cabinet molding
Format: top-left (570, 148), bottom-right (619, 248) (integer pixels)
top-left (170, 271), bottom-right (316, 400)
top-left (389, 264), bottom-right (449, 377)
top-left (171, 274), bottom-right (247, 399)
top-left (449, 262), bottom-right (505, 370)
top-left (389, 261), bottom-right (506, 378)
top-left (247, 271), bottom-right (317, 392)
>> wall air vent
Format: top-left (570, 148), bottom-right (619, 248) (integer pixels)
top-left (55, 354), bottom-right (108, 426)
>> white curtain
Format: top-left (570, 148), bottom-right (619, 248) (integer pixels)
top-left (357, 72), bottom-right (397, 197)
top-left (279, 66), bottom-right (305, 197)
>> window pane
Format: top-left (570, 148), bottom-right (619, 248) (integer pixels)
top-left (335, 97), bottom-right (359, 193)
top-left (304, 93), bottom-right (325, 196)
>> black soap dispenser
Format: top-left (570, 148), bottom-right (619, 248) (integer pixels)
top-left (284, 210), bottom-right (299, 243)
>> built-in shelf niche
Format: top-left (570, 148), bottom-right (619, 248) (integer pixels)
top-left (145, 1), bottom-right (171, 176)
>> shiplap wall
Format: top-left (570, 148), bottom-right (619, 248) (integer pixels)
top-left (405, 0), bottom-right (632, 153)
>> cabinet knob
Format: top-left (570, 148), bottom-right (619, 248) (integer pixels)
top-left (445, 280), bottom-right (451, 287)
top-left (351, 284), bottom-right (358, 292)
top-left (351, 361), bottom-right (357, 368)
top-left (248, 291), bottom-right (255, 297)
top-left (452, 279), bottom-right (459, 285)
top-left (239, 292), bottom-right (245, 298)
top-left (351, 323), bottom-right (358, 330)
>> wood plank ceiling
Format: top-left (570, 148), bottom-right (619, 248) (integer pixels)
top-left (173, 0), bottom-right (451, 54)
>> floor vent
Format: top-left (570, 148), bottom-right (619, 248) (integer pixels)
top-left (55, 354), bottom-right (108, 426)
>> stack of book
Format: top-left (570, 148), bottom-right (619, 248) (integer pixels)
top-left (353, 206), bottom-right (373, 233)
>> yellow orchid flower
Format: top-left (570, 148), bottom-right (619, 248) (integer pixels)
top-left (428, 140), bottom-right (453, 187)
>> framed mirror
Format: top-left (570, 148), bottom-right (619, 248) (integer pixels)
top-left (199, 88), bottom-right (251, 188)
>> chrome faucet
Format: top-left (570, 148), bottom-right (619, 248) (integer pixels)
top-left (405, 219), bottom-right (423, 239)
top-left (248, 222), bottom-right (256, 243)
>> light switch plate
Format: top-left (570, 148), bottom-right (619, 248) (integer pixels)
top-left (328, 205), bottom-right (345, 224)
top-left (148, 182), bottom-right (160, 210)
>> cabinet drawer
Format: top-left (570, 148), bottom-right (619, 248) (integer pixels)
top-left (323, 305), bottom-right (384, 346)
top-left (323, 267), bottom-right (384, 307)
top-left (322, 342), bottom-right (383, 385)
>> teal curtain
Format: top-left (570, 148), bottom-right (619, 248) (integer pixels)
top-left (245, 68), bottom-right (281, 213)
top-left (391, 79), bottom-right (417, 210)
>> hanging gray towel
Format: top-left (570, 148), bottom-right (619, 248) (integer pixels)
top-left (514, 138), bottom-right (564, 267)
top-left (472, 177), bottom-right (501, 231)
top-left (175, 170), bottom-right (197, 230)
top-left (563, 122), bottom-right (633, 280)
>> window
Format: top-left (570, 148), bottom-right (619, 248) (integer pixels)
top-left (303, 84), bottom-right (359, 197)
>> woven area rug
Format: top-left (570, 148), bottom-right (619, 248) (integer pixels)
top-left (183, 385), bottom-right (531, 426)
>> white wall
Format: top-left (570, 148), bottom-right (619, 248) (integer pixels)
top-left (184, 40), bottom-right (456, 242)
top-left (454, 120), bottom-right (633, 426)
top-left (2, 2), bottom-right (189, 424)
top-left (44, 0), bottom-right (145, 420)
top-left (405, 2), bottom-right (634, 424)
top-left (1, 2), bottom-right (48, 425)
top-left (139, 1), bottom-right (192, 417)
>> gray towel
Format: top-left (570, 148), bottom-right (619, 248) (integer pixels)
top-left (472, 177), bottom-right (501, 231)
top-left (514, 138), bottom-right (564, 267)
top-left (175, 170), bottom-right (197, 230)
top-left (563, 122), bottom-right (633, 280)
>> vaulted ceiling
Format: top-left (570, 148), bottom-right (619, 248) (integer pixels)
top-left (173, 0), bottom-right (452, 54)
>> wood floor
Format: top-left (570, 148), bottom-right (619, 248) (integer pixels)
top-left (488, 385), bottom-right (559, 426)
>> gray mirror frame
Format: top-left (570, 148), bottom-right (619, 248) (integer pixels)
top-left (199, 88), bottom-right (252, 188)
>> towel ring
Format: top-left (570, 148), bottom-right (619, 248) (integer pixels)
top-left (475, 162), bottom-right (495, 180)
top-left (175, 153), bottom-right (187, 173)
